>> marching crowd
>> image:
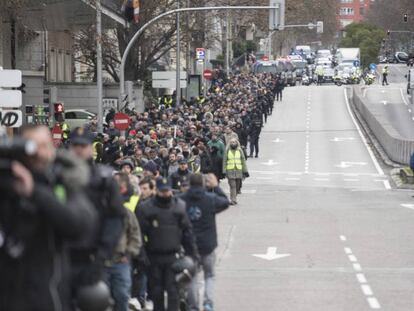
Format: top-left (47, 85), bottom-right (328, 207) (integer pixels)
top-left (0, 72), bottom-right (279, 311)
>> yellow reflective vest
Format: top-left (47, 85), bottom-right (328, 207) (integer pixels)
top-left (92, 141), bottom-right (99, 160)
top-left (124, 194), bottom-right (140, 213)
top-left (226, 149), bottom-right (242, 170)
top-left (164, 97), bottom-right (173, 107)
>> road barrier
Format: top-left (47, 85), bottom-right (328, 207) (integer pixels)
top-left (350, 86), bottom-right (414, 165)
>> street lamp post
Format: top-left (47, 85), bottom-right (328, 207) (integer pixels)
top-left (176, 0), bottom-right (181, 107)
top-left (118, 6), bottom-right (279, 102)
top-left (96, 0), bottom-right (104, 133)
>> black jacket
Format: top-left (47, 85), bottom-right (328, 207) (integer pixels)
top-left (0, 155), bottom-right (97, 311)
top-left (179, 186), bottom-right (229, 255)
top-left (169, 169), bottom-right (191, 190)
top-left (137, 196), bottom-right (198, 257)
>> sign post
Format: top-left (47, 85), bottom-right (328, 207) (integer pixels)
top-left (0, 70), bottom-right (23, 135)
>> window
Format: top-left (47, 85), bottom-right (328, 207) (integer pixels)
top-left (65, 112), bottom-right (76, 119)
top-left (360, 7), bottom-right (365, 15)
top-left (341, 0), bottom-right (353, 3)
top-left (340, 8), bottom-right (354, 15)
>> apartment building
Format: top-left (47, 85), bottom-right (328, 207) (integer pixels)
top-left (338, 0), bottom-right (374, 29)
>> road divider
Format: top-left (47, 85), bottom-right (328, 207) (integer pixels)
top-left (350, 86), bottom-right (414, 165)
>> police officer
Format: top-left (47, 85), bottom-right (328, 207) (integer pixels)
top-left (248, 112), bottom-right (263, 158)
top-left (137, 177), bottom-right (198, 311)
top-left (68, 128), bottom-right (126, 306)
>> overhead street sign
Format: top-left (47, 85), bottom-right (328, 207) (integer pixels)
top-left (0, 110), bottom-right (23, 128)
top-left (0, 90), bottom-right (22, 108)
top-left (152, 71), bottom-right (187, 89)
top-left (0, 70), bottom-right (22, 87)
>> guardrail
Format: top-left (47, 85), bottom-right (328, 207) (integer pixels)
top-left (351, 86), bottom-right (414, 165)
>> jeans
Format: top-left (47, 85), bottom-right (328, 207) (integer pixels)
top-left (249, 137), bottom-right (259, 157)
top-left (228, 178), bottom-right (241, 203)
top-left (104, 263), bottom-right (132, 311)
top-left (187, 252), bottom-right (216, 311)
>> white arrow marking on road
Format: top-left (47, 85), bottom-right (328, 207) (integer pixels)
top-left (336, 161), bottom-right (367, 168)
top-left (252, 247), bottom-right (291, 261)
top-left (401, 204), bottom-right (414, 210)
top-left (330, 137), bottom-right (356, 142)
top-left (262, 160), bottom-right (278, 166)
top-left (272, 138), bottom-right (284, 143)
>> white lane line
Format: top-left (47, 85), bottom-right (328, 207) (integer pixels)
top-left (344, 89), bottom-right (385, 177)
top-left (353, 263), bottom-right (362, 271)
top-left (344, 179), bottom-right (359, 182)
top-left (285, 178), bottom-right (301, 181)
top-left (409, 109), bottom-right (412, 113)
top-left (367, 297), bottom-right (381, 309)
top-left (361, 284), bottom-right (374, 296)
top-left (400, 203), bottom-right (414, 210)
top-left (344, 247), bottom-right (352, 254)
top-left (400, 88), bottom-right (409, 106)
top-left (340, 235), bottom-right (347, 241)
top-left (412, 117), bottom-right (414, 121)
top-left (383, 180), bottom-right (391, 190)
top-left (348, 255), bottom-right (358, 262)
top-left (356, 273), bottom-right (367, 283)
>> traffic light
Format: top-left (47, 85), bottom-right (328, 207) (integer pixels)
top-left (404, 13), bottom-right (408, 23)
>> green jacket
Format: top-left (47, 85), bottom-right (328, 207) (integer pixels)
top-left (208, 139), bottom-right (225, 158)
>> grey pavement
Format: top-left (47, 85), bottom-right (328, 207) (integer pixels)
top-left (365, 64), bottom-right (414, 139)
top-left (214, 84), bottom-right (414, 310)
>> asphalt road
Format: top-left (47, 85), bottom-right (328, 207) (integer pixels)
top-left (364, 64), bottom-right (414, 139)
top-left (214, 84), bottom-right (414, 310)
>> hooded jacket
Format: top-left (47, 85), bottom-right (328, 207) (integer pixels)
top-left (179, 186), bottom-right (229, 255)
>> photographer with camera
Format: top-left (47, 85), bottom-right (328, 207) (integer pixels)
top-left (0, 124), bottom-right (97, 311)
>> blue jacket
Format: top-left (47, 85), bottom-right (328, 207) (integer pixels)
top-left (180, 186), bottom-right (230, 255)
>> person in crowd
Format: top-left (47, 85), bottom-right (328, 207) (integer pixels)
top-left (0, 125), bottom-right (97, 311)
top-left (136, 177), bottom-right (199, 311)
top-left (382, 65), bottom-right (389, 86)
top-left (180, 174), bottom-right (230, 311)
top-left (68, 128), bottom-right (126, 308)
top-left (223, 138), bottom-right (249, 205)
top-left (106, 172), bottom-right (142, 311)
top-left (170, 158), bottom-right (192, 191)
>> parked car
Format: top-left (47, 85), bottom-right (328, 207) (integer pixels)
top-left (395, 51), bottom-right (409, 63)
top-left (65, 109), bottom-right (96, 129)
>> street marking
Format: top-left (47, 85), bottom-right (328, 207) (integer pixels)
top-left (344, 89), bottom-right (385, 177)
top-left (348, 255), bottom-right (357, 262)
top-left (252, 247), bottom-right (291, 261)
top-left (287, 172), bottom-right (303, 176)
top-left (344, 173), bottom-right (359, 177)
top-left (314, 178), bottom-right (329, 181)
top-left (383, 180), bottom-right (391, 190)
top-left (272, 138), bottom-right (284, 143)
top-left (285, 178), bottom-right (300, 181)
top-left (340, 235), bottom-right (347, 241)
top-left (344, 247), bottom-right (352, 254)
top-left (336, 161), bottom-right (367, 169)
top-left (344, 179), bottom-right (359, 182)
top-left (330, 137), bottom-right (356, 142)
top-left (356, 273), bottom-right (367, 283)
top-left (353, 263), bottom-right (362, 271)
top-left (400, 88), bottom-right (409, 106)
top-left (409, 109), bottom-right (412, 113)
top-left (256, 177), bottom-right (272, 180)
top-left (361, 284), bottom-right (374, 296)
top-left (261, 160), bottom-right (278, 166)
top-left (315, 173), bottom-right (330, 176)
top-left (367, 297), bottom-right (381, 309)
top-left (401, 203), bottom-right (414, 210)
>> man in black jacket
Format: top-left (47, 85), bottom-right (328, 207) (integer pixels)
top-left (0, 125), bottom-right (97, 311)
top-left (69, 128), bottom-right (126, 305)
top-left (137, 177), bottom-right (198, 311)
top-left (179, 174), bottom-right (230, 311)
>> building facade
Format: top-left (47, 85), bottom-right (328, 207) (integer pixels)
top-left (338, 0), bottom-right (374, 29)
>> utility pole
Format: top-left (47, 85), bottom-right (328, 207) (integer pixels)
top-left (226, 9), bottom-right (230, 76)
top-left (176, 0), bottom-right (181, 107)
top-left (96, 0), bottom-right (103, 133)
top-left (185, 0), bottom-right (190, 100)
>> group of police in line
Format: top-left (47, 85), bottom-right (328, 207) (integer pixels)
top-left (0, 72), bottom-right (279, 311)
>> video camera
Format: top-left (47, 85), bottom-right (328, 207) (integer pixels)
top-left (0, 138), bottom-right (37, 192)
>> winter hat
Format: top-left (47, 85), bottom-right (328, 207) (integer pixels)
top-left (144, 160), bottom-right (158, 174)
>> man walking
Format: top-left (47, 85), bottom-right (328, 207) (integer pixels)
top-left (180, 174), bottom-right (230, 311)
top-left (223, 139), bottom-right (249, 205)
top-left (382, 65), bottom-right (389, 86)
